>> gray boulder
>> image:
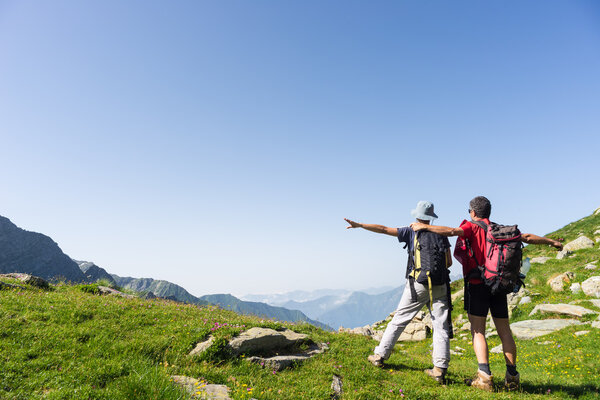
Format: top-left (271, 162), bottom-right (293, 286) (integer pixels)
top-left (519, 296), bottom-right (532, 305)
top-left (511, 319), bottom-right (583, 340)
top-left (547, 272), bottom-right (575, 292)
top-left (228, 327), bottom-right (309, 356)
top-left (0, 273), bottom-right (49, 289)
top-left (189, 327), bottom-right (328, 371)
top-left (331, 374), bottom-right (343, 400)
top-left (528, 303), bottom-right (596, 318)
top-left (556, 250), bottom-right (572, 260)
top-left (582, 276), bottom-right (600, 298)
top-left (247, 342), bottom-right (328, 372)
top-left (562, 236), bottom-right (595, 252)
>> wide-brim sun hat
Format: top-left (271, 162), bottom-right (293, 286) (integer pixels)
top-left (410, 200), bottom-right (438, 221)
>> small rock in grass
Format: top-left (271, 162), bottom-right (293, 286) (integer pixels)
top-left (531, 257), bottom-right (550, 264)
top-left (519, 296), bottom-right (532, 305)
top-left (490, 344), bottom-right (503, 354)
top-left (574, 330), bottom-right (590, 336)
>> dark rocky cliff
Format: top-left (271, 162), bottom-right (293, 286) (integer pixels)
top-left (0, 216), bottom-right (87, 282)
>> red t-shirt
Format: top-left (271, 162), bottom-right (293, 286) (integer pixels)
top-left (453, 218), bottom-right (491, 284)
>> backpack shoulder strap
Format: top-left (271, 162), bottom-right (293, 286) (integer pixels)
top-left (471, 220), bottom-right (488, 231)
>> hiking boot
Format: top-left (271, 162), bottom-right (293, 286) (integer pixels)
top-left (424, 366), bottom-right (446, 384)
top-left (505, 371), bottom-right (520, 391)
top-left (467, 370), bottom-right (493, 392)
top-left (367, 354), bottom-right (384, 367)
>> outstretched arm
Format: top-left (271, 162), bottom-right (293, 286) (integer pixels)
top-left (410, 222), bottom-right (464, 237)
top-left (521, 233), bottom-right (563, 250)
top-left (344, 218), bottom-right (397, 236)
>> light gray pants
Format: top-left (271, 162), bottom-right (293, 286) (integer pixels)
top-left (374, 281), bottom-right (451, 369)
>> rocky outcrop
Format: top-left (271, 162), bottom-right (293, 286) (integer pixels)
top-left (510, 319), bottom-right (583, 340)
top-left (0, 273), bottom-right (49, 289)
top-left (339, 309), bottom-right (432, 342)
top-left (528, 303), bottom-right (596, 318)
top-left (228, 327), bottom-right (310, 356)
top-left (0, 216), bottom-right (87, 282)
top-left (190, 327), bottom-right (328, 371)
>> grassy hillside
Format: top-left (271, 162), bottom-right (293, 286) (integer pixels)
top-left (1, 211), bottom-right (599, 399)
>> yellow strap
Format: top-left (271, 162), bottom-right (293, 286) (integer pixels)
top-left (409, 234), bottom-right (420, 279)
top-left (414, 234), bottom-right (421, 269)
top-left (427, 271), bottom-right (433, 305)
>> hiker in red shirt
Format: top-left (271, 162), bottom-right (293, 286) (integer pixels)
top-left (411, 196), bottom-right (562, 392)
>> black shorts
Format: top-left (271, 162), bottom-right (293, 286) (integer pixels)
top-left (464, 283), bottom-right (509, 318)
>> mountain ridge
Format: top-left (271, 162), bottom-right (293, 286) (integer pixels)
top-left (0, 216), bottom-right (87, 282)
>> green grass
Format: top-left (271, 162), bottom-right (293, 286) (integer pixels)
top-left (1, 212), bottom-right (599, 399)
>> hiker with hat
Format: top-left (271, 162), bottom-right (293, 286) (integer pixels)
top-left (411, 196), bottom-right (563, 391)
top-left (345, 200), bottom-right (453, 383)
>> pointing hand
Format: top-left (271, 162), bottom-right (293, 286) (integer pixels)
top-left (344, 218), bottom-right (362, 229)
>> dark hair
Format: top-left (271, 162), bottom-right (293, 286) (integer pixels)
top-left (469, 196), bottom-right (491, 219)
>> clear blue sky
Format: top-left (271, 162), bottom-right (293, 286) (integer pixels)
top-left (1, 1), bottom-right (599, 297)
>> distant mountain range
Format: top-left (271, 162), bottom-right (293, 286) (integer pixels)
top-left (243, 275), bottom-right (462, 329)
top-left (198, 294), bottom-right (331, 331)
top-left (241, 286), bottom-right (396, 305)
top-left (270, 287), bottom-right (404, 329)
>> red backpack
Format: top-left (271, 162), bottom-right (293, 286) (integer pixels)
top-left (470, 221), bottom-right (524, 295)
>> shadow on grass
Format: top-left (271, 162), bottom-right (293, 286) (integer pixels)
top-left (437, 375), bottom-right (600, 397)
top-left (383, 362), bottom-right (426, 373)
top-left (518, 382), bottom-right (600, 398)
